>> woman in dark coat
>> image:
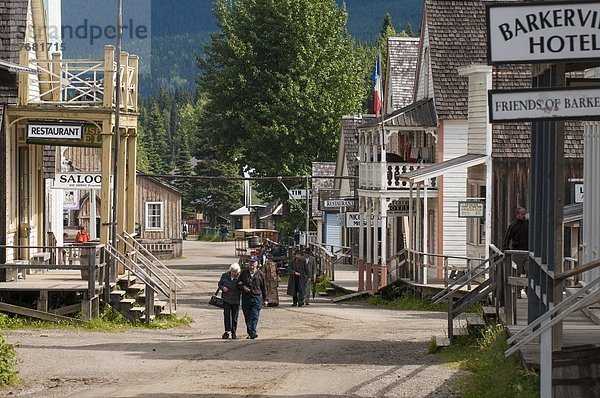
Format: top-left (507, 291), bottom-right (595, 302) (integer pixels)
top-left (218, 263), bottom-right (242, 339)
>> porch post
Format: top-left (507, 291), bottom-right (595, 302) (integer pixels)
top-left (358, 196), bottom-right (365, 291)
top-left (100, 119), bottom-right (113, 245)
top-left (408, 182), bottom-right (414, 281)
top-left (416, 181), bottom-right (422, 283)
top-left (126, 129), bottom-right (137, 239)
top-left (365, 198), bottom-right (372, 291)
top-left (372, 199), bottom-right (380, 291)
top-left (423, 180), bottom-right (428, 284)
top-left (380, 196), bottom-right (388, 286)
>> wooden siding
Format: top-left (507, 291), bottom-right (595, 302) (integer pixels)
top-left (491, 159), bottom-right (583, 248)
top-left (466, 72), bottom-right (488, 155)
top-left (135, 175), bottom-right (182, 241)
top-left (441, 120), bottom-right (468, 258)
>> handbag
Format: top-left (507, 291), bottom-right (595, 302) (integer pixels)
top-left (209, 287), bottom-right (225, 309)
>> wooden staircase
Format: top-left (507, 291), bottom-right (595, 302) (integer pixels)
top-left (107, 275), bottom-right (173, 322)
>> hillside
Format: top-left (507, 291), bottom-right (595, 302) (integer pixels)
top-left (62, 0), bottom-right (423, 95)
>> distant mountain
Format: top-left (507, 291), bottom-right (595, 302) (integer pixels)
top-left (62, 0), bottom-right (423, 95)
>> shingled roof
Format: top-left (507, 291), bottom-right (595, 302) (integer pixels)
top-left (386, 37), bottom-right (419, 112)
top-left (421, 0), bottom-right (582, 159)
top-left (0, 0), bottom-right (28, 104)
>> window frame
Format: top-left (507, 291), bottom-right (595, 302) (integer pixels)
top-left (145, 201), bottom-right (164, 231)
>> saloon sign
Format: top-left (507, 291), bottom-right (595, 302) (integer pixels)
top-left (53, 173), bottom-right (110, 189)
top-left (487, 1), bottom-right (600, 64)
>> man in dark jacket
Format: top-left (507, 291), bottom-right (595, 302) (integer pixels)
top-left (287, 250), bottom-right (310, 307)
top-left (503, 206), bottom-right (529, 277)
top-left (238, 256), bottom-right (268, 339)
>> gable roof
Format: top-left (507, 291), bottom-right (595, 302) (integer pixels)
top-left (386, 37), bottom-right (419, 113)
top-left (359, 98), bottom-right (437, 130)
top-left (419, 0), bottom-right (582, 159)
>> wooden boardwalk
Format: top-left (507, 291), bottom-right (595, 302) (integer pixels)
top-left (507, 297), bottom-right (600, 368)
top-left (0, 270), bottom-right (103, 293)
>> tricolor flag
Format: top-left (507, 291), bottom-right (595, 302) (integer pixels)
top-left (372, 54), bottom-right (383, 117)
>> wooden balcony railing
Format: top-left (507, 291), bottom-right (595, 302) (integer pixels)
top-left (358, 162), bottom-right (437, 190)
top-left (18, 46), bottom-right (138, 112)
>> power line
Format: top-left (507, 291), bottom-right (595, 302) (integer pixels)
top-left (142, 173), bottom-right (358, 181)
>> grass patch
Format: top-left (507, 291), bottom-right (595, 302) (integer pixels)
top-left (314, 275), bottom-right (332, 294)
top-left (0, 306), bottom-right (193, 331)
top-left (438, 324), bottom-right (539, 398)
top-left (0, 333), bottom-right (19, 387)
top-left (366, 293), bottom-right (448, 312)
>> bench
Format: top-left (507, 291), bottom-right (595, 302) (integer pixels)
top-left (28, 252), bottom-right (52, 275)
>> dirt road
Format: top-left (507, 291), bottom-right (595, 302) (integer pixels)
top-left (1, 241), bottom-right (459, 397)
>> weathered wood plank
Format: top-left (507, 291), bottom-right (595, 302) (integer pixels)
top-left (0, 302), bottom-right (85, 324)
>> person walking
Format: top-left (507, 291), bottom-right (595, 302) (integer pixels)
top-left (503, 206), bottom-right (529, 277)
top-left (287, 249), bottom-right (310, 307)
top-left (218, 263), bottom-right (242, 339)
top-left (238, 256), bottom-right (268, 339)
top-left (304, 248), bottom-right (317, 306)
top-left (219, 224), bottom-right (229, 242)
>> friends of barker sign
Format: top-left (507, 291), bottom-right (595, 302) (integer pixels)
top-left (487, 1), bottom-right (600, 64)
top-left (489, 86), bottom-right (600, 122)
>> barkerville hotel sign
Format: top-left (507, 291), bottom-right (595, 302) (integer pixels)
top-left (487, 1), bottom-right (600, 64)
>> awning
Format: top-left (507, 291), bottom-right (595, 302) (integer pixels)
top-left (259, 203), bottom-right (283, 220)
top-left (230, 206), bottom-right (250, 216)
top-left (564, 203), bottom-right (583, 224)
top-left (359, 98), bottom-right (437, 130)
top-left (400, 153), bottom-right (487, 183)
top-left (0, 59), bottom-right (37, 74)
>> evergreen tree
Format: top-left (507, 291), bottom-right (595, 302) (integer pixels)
top-left (197, 0), bottom-right (368, 199)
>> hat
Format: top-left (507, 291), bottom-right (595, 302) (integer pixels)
top-left (249, 256), bottom-right (258, 262)
top-left (304, 248), bottom-right (311, 254)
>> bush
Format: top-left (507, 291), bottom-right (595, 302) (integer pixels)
top-left (439, 324), bottom-right (539, 398)
top-left (0, 333), bottom-right (19, 386)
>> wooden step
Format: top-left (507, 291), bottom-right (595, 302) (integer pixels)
top-left (331, 291), bottom-right (372, 303)
top-left (129, 306), bottom-right (145, 319)
top-left (453, 327), bottom-right (469, 336)
top-left (118, 298), bottom-right (137, 310)
top-left (126, 283), bottom-right (145, 296)
top-left (110, 290), bottom-right (126, 299)
top-left (140, 314), bottom-right (156, 322)
top-left (435, 336), bottom-right (451, 347)
top-left (462, 313), bottom-right (486, 327)
top-left (318, 291), bottom-right (330, 297)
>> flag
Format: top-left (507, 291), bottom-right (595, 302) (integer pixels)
top-left (372, 54), bottom-right (383, 117)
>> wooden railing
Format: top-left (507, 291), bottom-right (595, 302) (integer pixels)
top-left (19, 46), bottom-right (138, 112)
top-left (309, 243), bottom-right (352, 281)
top-left (358, 162), bottom-right (436, 190)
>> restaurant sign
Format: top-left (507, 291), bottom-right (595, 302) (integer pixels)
top-left (489, 86), bottom-right (600, 122)
top-left (28, 122), bottom-right (83, 141)
top-left (487, 1), bottom-right (600, 64)
top-left (323, 199), bottom-right (355, 208)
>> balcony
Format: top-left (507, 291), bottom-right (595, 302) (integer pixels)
top-left (18, 46), bottom-right (138, 112)
top-left (359, 162), bottom-right (437, 190)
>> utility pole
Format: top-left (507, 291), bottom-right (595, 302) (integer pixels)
top-left (305, 175), bottom-right (310, 248)
top-left (111, 0), bottom-right (122, 250)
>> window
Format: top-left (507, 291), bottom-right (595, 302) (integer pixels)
top-left (467, 182), bottom-right (485, 246)
top-left (145, 202), bottom-right (163, 231)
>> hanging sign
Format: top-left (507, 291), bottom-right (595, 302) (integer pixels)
top-left (28, 122), bottom-right (83, 140)
top-left (324, 199), bottom-right (355, 208)
top-left (574, 184), bottom-right (584, 203)
top-left (489, 86), bottom-right (600, 122)
top-left (53, 173), bottom-right (111, 189)
top-left (487, 1), bottom-right (600, 64)
top-left (289, 189), bottom-right (311, 200)
top-left (458, 201), bottom-right (485, 218)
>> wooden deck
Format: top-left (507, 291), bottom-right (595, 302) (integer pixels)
top-left (0, 269), bottom-right (104, 293)
top-left (507, 297), bottom-right (600, 369)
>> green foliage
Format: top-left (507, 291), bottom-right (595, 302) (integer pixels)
top-left (427, 336), bottom-right (438, 354)
top-left (314, 274), bottom-right (332, 294)
top-left (438, 324), bottom-right (539, 398)
top-left (0, 308), bottom-right (192, 331)
top-left (367, 293), bottom-right (448, 312)
top-left (197, 0), bottom-right (369, 199)
top-left (0, 333), bottom-right (19, 387)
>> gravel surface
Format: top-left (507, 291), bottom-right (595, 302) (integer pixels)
top-left (1, 241), bottom-right (461, 397)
